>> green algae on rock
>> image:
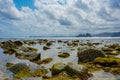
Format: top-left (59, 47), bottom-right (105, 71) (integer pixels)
top-left (14, 68), bottom-right (47, 79)
top-left (6, 62), bottom-right (14, 68)
top-left (43, 71), bottom-right (81, 80)
top-left (8, 63), bottom-right (29, 74)
top-left (3, 48), bottom-right (17, 55)
top-left (51, 62), bottom-right (66, 75)
top-left (41, 58), bottom-right (53, 64)
top-left (58, 52), bottom-right (70, 58)
top-left (94, 57), bottom-right (120, 67)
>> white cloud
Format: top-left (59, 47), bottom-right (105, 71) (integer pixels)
top-left (0, 0), bottom-right (23, 20)
top-left (0, 0), bottom-right (120, 37)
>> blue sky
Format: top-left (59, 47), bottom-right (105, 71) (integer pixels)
top-left (0, 0), bottom-right (120, 37)
top-left (13, 0), bottom-right (35, 10)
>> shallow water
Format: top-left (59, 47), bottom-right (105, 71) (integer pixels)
top-left (0, 37), bottom-right (120, 80)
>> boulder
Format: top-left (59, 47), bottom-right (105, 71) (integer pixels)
top-left (51, 62), bottom-right (66, 75)
top-left (64, 62), bottom-right (88, 75)
top-left (15, 46), bottom-right (40, 61)
top-left (78, 49), bottom-right (105, 62)
top-left (1, 40), bottom-right (16, 50)
top-left (1, 40), bottom-right (23, 50)
top-left (15, 52), bottom-right (41, 61)
top-left (13, 41), bottom-right (23, 47)
top-left (64, 62), bottom-right (90, 80)
top-left (18, 46), bottom-right (38, 52)
top-left (8, 63), bottom-right (29, 74)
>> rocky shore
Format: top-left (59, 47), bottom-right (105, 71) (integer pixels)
top-left (0, 39), bottom-right (120, 80)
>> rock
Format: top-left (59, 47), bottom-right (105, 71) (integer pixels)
top-left (3, 48), bottom-right (17, 55)
top-left (8, 63), bottom-right (29, 74)
top-left (44, 71), bottom-right (81, 80)
top-left (23, 40), bottom-right (37, 45)
top-left (43, 46), bottom-right (50, 50)
top-left (6, 62), bottom-right (14, 68)
top-left (31, 68), bottom-right (48, 77)
top-left (51, 62), bottom-right (66, 75)
top-left (94, 57), bottom-right (120, 67)
top-left (46, 42), bottom-right (52, 46)
top-left (108, 44), bottom-right (119, 49)
top-left (13, 41), bottom-right (23, 47)
top-left (14, 68), bottom-right (47, 79)
top-left (0, 71), bottom-right (10, 80)
top-left (41, 58), bottom-right (53, 64)
top-left (1, 40), bottom-right (23, 50)
top-left (78, 49), bottom-right (105, 62)
top-left (16, 52), bottom-right (41, 61)
top-left (64, 62), bottom-right (90, 80)
top-left (58, 52), bottom-right (70, 58)
top-left (18, 46), bottom-right (38, 52)
top-left (65, 62), bottom-right (88, 75)
top-left (1, 40), bottom-right (17, 50)
top-left (15, 46), bottom-right (40, 61)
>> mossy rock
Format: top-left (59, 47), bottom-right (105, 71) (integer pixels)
top-left (102, 47), bottom-right (114, 52)
top-left (14, 68), bottom-right (31, 79)
top-left (8, 63), bottom-right (29, 74)
top-left (16, 52), bottom-right (41, 61)
top-left (1, 40), bottom-right (17, 50)
top-left (58, 52), bottom-right (70, 58)
top-left (13, 41), bottom-right (23, 47)
top-left (78, 49), bottom-right (105, 62)
top-left (43, 71), bottom-right (81, 80)
top-left (51, 62), bottom-right (66, 75)
top-left (43, 46), bottom-right (50, 50)
top-left (14, 68), bottom-right (47, 79)
top-left (108, 44), bottom-right (119, 49)
top-left (94, 57), bottom-right (120, 67)
top-left (42, 58), bottom-right (53, 64)
top-left (18, 46), bottom-right (38, 52)
top-left (6, 62), bottom-right (14, 68)
top-left (31, 68), bottom-right (48, 77)
top-left (3, 48), bottom-right (17, 55)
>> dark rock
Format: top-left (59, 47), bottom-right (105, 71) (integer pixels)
top-left (43, 46), bottom-right (50, 50)
top-left (16, 52), bottom-right (41, 61)
top-left (46, 42), bottom-right (52, 46)
top-left (13, 41), bottom-right (23, 47)
top-left (1, 40), bottom-right (17, 50)
top-left (3, 48), bottom-right (16, 55)
top-left (8, 63), bottom-right (29, 74)
top-left (78, 49), bottom-right (105, 62)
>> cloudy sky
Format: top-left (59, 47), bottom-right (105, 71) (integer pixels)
top-left (0, 0), bottom-right (120, 37)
